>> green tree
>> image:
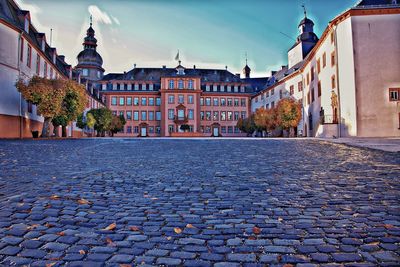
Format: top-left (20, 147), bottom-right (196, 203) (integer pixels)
top-left (16, 76), bottom-right (66, 137)
top-left (86, 113), bottom-right (96, 130)
top-left (88, 108), bottom-right (113, 137)
top-left (276, 98), bottom-right (302, 137)
top-left (52, 115), bottom-right (68, 137)
top-left (76, 113), bottom-right (86, 129)
top-left (109, 115), bottom-right (126, 137)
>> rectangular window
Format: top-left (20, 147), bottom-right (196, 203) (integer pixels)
top-left (298, 81), bottom-right (303, 92)
top-left (188, 109), bottom-right (194, 120)
top-left (266, 91), bottom-right (269, 97)
top-left (306, 72), bottom-right (310, 85)
top-left (206, 85), bottom-right (210, 91)
top-left (156, 97), bottom-right (161, 106)
top-left (234, 111), bottom-right (239, 120)
top-left (149, 126), bottom-right (154, 134)
top-left (271, 89), bottom-right (275, 95)
top-left (200, 97), bottom-right (204, 106)
top-left (323, 52), bottom-right (326, 68)
top-left (188, 95), bottom-right (194, 104)
top-left (168, 125), bottom-right (174, 133)
top-left (49, 68), bottom-right (53, 79)
top-left (330, 31), bottom-right (334, 43)
top-left (148, 111), bottom-right (154, 121)
top-left (133, 97), bottom-right (139, 106)
top-left (20, 38), bottom-right (24, 62)
top-left (134, 84), bottom-right (139, 90)
top-left (227, 85), bottom-right (231, 92)
top-left (141, 97), bottom-right (147, 106)
top-left (221, 126), bottom-right (226, 133)
top-left (311, 67), bottom-right (314, 81)
top-left (213, 84), bottom-right (217, 92)
top-left (234, 98), bottom-right (239, 106)
top-left (178, 95), bottom-right (184, 104)
top-left (331, 51), bottom-right (335, 67)
top-left (227, 98), bottom-right (233, 106)
top-left (156, 111), bottom-right (161, 121)
top-left (26, 45), bottom-right (32, 67)
top-left (44, 61), bottom-right (47, 78)
top-left (149, 84), bottom-right (154, 91)
top-left (127, 126), bottom-right (132, 134)
top-left (228, 126), bottom-right (233, 133)
top-left (221, 112), bottom-right (226, 120)
top-left (331, 75), bottom-right (336, 89)
top-left (318, 81), bottom-right (322, 97)
top-left (119, 111), bottom-right (124, 117)
top-left (156, 126), bottom-right (161, 134)
top-left (168, 95), bottom-right (174, 104)
top-left (134, 126), bottom-right (139, 133)
top-left (227, 111), bottom-right (233, 121)
top-left (389, 88), bottom-right (400, 101)
top-left (148, 97), bottom-right (154, 106)
top-left (112, 111), bottom-right (117, 116)
top-left (213, 98), bottom-right (219, 106)
top-left (206, 111), bottom-right (211, 121)
top-left (168, 109), bottom-right (174, 120)
top-left (311, 88), bottom-right (315, 103)
top-left (141, 111), bottom-right (147, 121)
top-left (36, 54), bottom-right (40, 75)
top-left (169, 80), bottom-right (174, 89)
top-left (205, 126), bottom-right (211, 133)
top-left (290, 85), bottom-right (294, 95)
top-left (241, 111), bottom-right (246, 119)
top-left (142, 83), bottom-right (147, 91)
top-left (133, 111), bottom-right (139, 121)
top-left (205, 98), bottom-right (211, 106)
top-left (119, 97), bottom-right (125, 106)
top-left (213, 111), bottom-right (218, 121)
top-left (126, 97), bottom-right (132, 105)
top-left (126, 111), bottom-right (132, 120)
top-left (220, 85), bottom-right (225, 92)
top-left (241, 98), bottom-right (246, 107)
top-left (221, 98), bottom-right (226, 106)
top-left (234, 126), bottom-right (240, 133)
top-left (271, 101), bottom-right (275, 108)
top-left (317, 58), bottom-right (321, 73)
top-left (279, 90), bottom-right (283, 99)
top-left (200, 111), bottom-right (204, 120)
top-left (111, 97), bottom-right (117, 105)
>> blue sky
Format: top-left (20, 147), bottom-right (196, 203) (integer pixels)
top-left (16, 0), bottom-right (356, 77)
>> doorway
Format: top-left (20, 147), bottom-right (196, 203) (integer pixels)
top-left (140, 127), bottom-right (147, 137)
top-left (213, 127), bottom-right (219, 137)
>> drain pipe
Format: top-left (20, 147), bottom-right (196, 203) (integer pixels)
top-left (333, 26), bottom-right (342, 138)
top-left (17, 32), bottom-right (23, 139)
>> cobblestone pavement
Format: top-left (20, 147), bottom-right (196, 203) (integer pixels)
top-left (0, 139), bottom-right (399, 267)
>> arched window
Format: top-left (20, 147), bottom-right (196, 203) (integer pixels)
top-left (169, 80), bottom-right (174, 89)
top-left (178, 79), bottom-right (184, 89)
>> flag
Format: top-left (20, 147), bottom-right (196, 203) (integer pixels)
top-left (175, 50), bottom-right (180, 61)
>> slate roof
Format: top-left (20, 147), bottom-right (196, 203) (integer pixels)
top-left (0, 0), bottom-right (72, 77)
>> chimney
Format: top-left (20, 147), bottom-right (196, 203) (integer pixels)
top-left (193, 65), bottom-right (196, 69)
top-left (281, 65), bottom-right (286, 70)
top-left (162, 65), bottom-right (166, 69)
top-left (235, 73), bottom-right (241, 78)
top-left (133, 63), bottom-right (136, 69)
top-left (225, 66), bottom-right (228, 70)
top-left (59, 55), bottom-right (65, 62)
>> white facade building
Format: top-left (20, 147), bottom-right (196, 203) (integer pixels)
top-left (252, 1), bottom-right (400, 137)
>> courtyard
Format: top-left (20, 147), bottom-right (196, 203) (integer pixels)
top-left (0, 139), bottom-right (399, 266)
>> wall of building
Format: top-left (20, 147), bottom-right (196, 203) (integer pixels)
top-left (352, 13), bottom-right (400, 137)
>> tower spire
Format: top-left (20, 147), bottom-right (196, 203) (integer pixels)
top-left (302, 4), bottom-right (307, 18)
top-left (245, 52), bottom-right (248, 65)
top-left (90, 15), bottom-right (93, 27)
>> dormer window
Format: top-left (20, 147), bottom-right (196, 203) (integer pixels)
top-left (24, 17), bottom-right (29, 33)
top-left (82, 69), bottom-right (88, 76)
top-left (178, 79), bottom-right (184, 89)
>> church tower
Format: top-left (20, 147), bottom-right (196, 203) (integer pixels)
top-left (75, 17), bottom-right (104, 82)
top-left (242, 54), bottom-right (251, 78)
top-left (288, 6), bottom-right (319, 68)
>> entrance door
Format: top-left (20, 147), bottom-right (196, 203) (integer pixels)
top-left (213, 127), bottom-right (219, 137)
top-left (141, 127), bottom-right (147, 137)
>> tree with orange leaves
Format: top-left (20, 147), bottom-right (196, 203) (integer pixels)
top-left (16, 76), bottom-right (66, 137)
top-left (275, 98), bottom-right (302, 136)
top-left (254, 107), bottom-right (278, 136)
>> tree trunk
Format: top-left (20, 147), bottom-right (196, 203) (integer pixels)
top-left (41, 117), bottom-right (52, 137)
top-left (53, 125), bottom-right (59, 137)
top-left (62, 126), bottom-right (67, 137)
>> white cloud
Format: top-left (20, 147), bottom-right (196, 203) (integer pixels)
top-left (88, 5), bottom-right (112, 25)
top-left (111, 16), bottom-right (121, 26)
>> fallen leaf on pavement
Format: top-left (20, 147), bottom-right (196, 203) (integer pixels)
top-left (174, 227), bottom-right (182, 234)
top-left (103, 223), bottom-right (116, 231)
top-left (253, 226), bottom-right (262, 234)
top-left (186, 224), bottom-right (195, 228)
top-left (77, 198), bottom-right (91, 205)
top-left (129, 226), bottom-right (140, 231)
top-left (79, 250), bottom-right (86, 255)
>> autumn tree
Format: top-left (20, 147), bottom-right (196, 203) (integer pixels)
top-left (16, 76), bottom-right (66, 137)
top-left (254, 107), bottom-right (278, 136)
top-left (77, 112), bottom-right (96, 136)
top-left (109, 115), bottom-right (126, 137)
top-left (275, 98), bottom-right (302, 137)
top-left (236, 115), bottom-right (256, 136)
top-left (52, 79), bottom-right (87, 137)
top-left (87, 108), bottom-right (113, 137)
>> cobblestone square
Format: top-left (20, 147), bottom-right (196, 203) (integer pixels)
top-left (0, 139), bottom-right (399, 266)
